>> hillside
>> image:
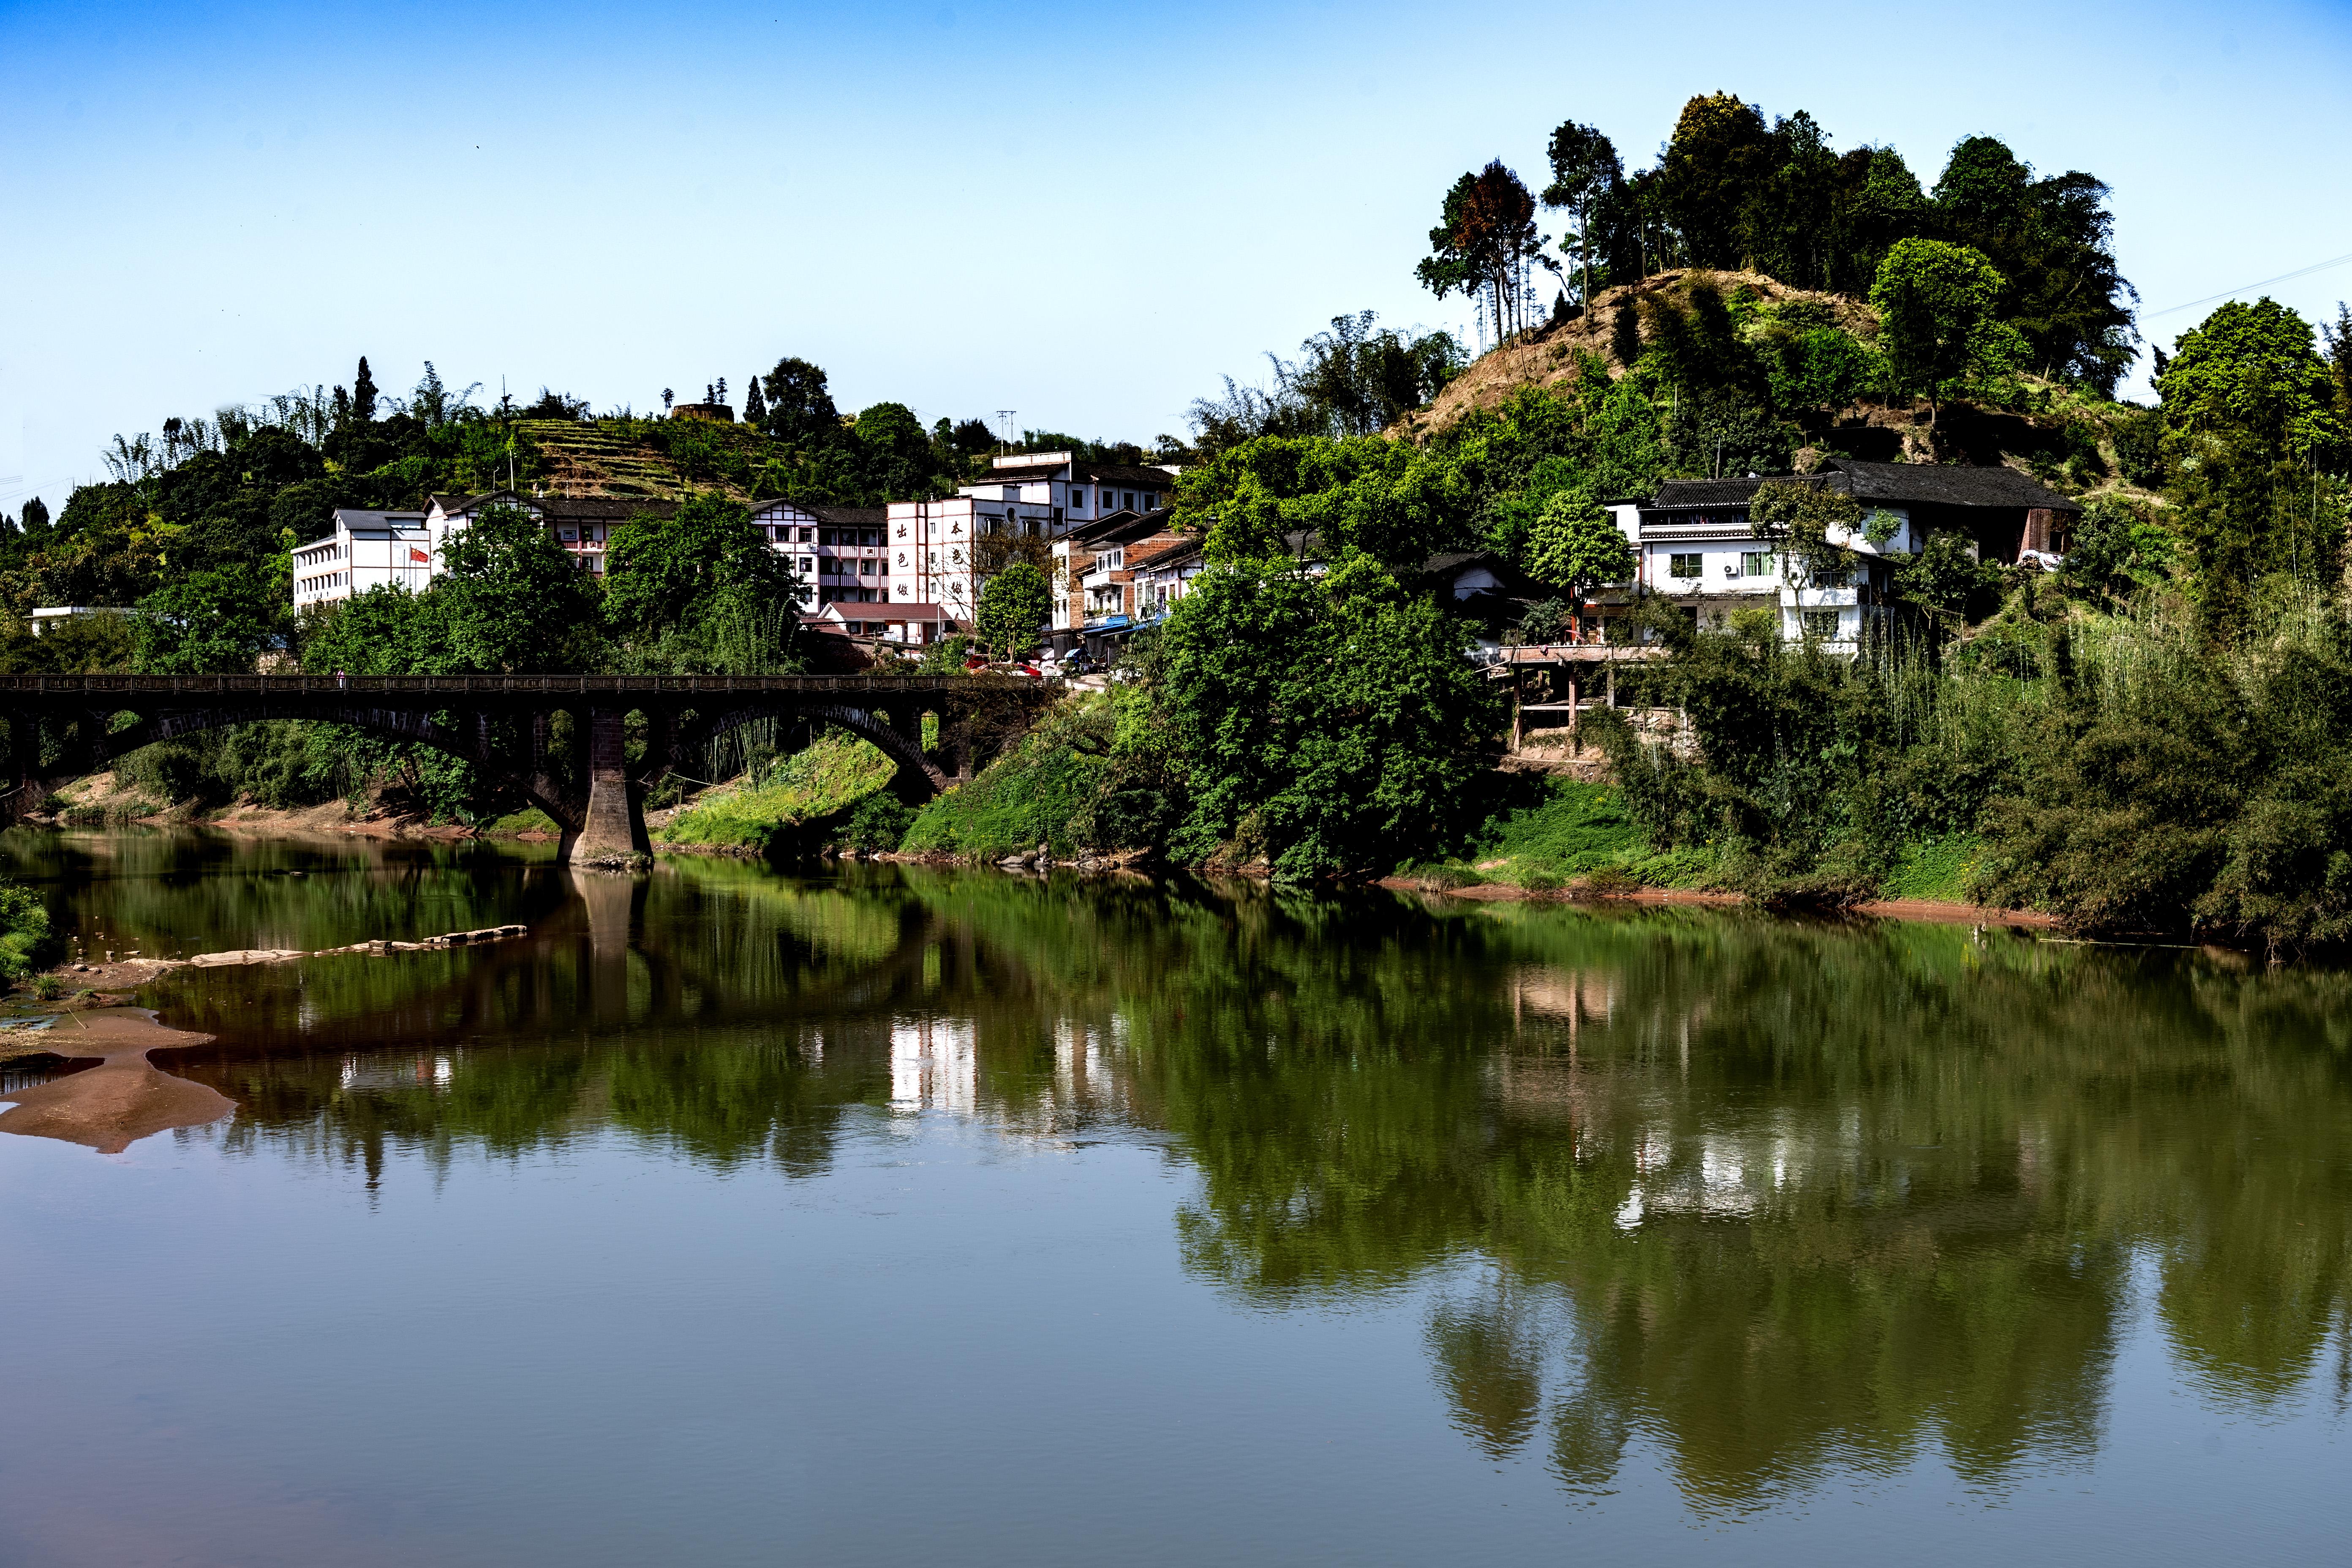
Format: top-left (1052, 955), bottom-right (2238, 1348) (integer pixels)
top-left (1395, 269), bottom-right (2162, 503)
top-left (522, 418), bottom-right (725, 500)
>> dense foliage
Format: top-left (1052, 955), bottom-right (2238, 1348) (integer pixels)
top-left (1503, 94), bottom-right (2138, 394)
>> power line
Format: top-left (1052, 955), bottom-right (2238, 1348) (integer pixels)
top-left (2148, 249), bottom-right (2352, 318)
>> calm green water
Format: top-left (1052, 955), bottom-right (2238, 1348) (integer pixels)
top-left (2, 829), bottom-right (2347, 1566)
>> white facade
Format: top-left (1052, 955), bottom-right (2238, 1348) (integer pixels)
top-left (291, 511), bottom-right (436, 609)
top-left (883, 498), bottom-right (983, 626)
top-left (1632, 500), bottom-right (1917, 649)
top-left (292, 492), bottom-right (688, 610)
top-left (749, 499), bottom-right (882, 615)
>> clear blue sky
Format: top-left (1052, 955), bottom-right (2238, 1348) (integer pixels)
top-left (4, 0), bottom-right (2349, 514)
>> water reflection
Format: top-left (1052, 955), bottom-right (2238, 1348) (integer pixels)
top-left (8, 835), bottom-right (2351, 1513)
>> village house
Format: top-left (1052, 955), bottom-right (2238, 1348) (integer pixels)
top-left (1606, 460), bottom-right (2080, 650)
top-left (1048, 510), bottom-right (1189, 651)
top-left (1130, 534), bottom-right (1207, 623)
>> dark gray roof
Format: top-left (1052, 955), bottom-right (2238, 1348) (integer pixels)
top-left (1648, 476), bottom-right (1835, 510)
top-left (1128, 533), bottom-right (1203, 571)
top-left (1079, 463), bottom-right (1178, 491)
top-left (539, 497), bottom-right (677, 521)
top-left (1065, 508), bottom-right (1173, 545)
top-left (1646, 463), bottom-right (2081, 515)
top-left (1821, 459), bottom-right (2081, 511)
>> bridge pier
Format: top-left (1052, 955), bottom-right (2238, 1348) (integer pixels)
top-left (572, 708), bottom-right (650, 864)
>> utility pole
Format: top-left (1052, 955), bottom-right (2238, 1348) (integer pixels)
top-left (996, 410), bottom-right (1017, 455)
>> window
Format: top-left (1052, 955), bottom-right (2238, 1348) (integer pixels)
top-left (1740, 552), bottom-right (1776, 579)
top-left (1124, 492), bottom-right (1136, 510)
top-left (1142, 493), bottom-right (1156, 510)
top-left (1802, 610), bottom-right (1840, 639)
top-left (799, 557), bottom-right (814, 573)
top-left (799, 527), bottom-right (815, 544)
top-left (1072, 488), bottom-right (1087, 508)
top-left (1669, 553), bottom-right (1703, 580)
top-left (819, 528), bottom-right (835, 547)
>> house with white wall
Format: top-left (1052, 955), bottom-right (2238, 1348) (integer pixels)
top-left (1622, 460), bottom-right (2078, 649)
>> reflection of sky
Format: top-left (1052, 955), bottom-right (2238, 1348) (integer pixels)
top-left (7, 2), bottom-right (2352, 501)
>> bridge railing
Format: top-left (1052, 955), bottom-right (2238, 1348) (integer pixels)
top-left (0, 672), bottom-right (1046, 700)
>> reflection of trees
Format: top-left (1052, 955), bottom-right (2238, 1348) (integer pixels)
top-left (1108, 906), bottom-right (2352, 1508)
top-left (92, 851), bottom-right (2352, 1503)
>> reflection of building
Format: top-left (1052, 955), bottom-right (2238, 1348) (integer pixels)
top-left (890, 1018), bottom-right (976, 1116)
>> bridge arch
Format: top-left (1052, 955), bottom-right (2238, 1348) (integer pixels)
top-left (4, 703), bottom-right (579, 842)
top-left (668, 701), bottom-right (950, 803)
top-left (1, 673), bottom-right (1049, 863)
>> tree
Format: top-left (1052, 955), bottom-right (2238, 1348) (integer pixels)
top-left (2156, 297), bottom-right (2345, 460)
top-left (436, 504), bottom-right (604, 672)
top-left (604, 493), bottom-right (798, 648)
top-left (1541, 119), bottom-right (1622, 308)
top-left (1869, 238), bottom-right (2023, 421)
top-left (1155, 555), bottom-right (1505, 878)
top-left (352, 356), bottom-right (378, 424)
top-left (1656, 93), bottom-right (1774, 267)
top-left (135, 558), bottom-right (288, 673)
top-left (758, 357), bottom-right (841, 446)
top-left (975, 561), bottom-right (1051, 658)
top-left (1748, 478), bottom-right (1861, 591)
top-left (743, 372), bottom-right (768, 426)
top-left (1930, 136), bottom-right (2137, 391)
top-left (1527, 488), bottom-right (1633, 605)
top-left (849, 401), bottom-right (944, 501)
top-left (1417, 161), bottom-right (1557, 347)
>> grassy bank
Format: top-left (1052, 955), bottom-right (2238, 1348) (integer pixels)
top-left (654, 731), bottom-right (898, 854)
top-left (1395, 779), bottom-right (1715, 892)
top-left (897, 702), bottom-right (1115, 862)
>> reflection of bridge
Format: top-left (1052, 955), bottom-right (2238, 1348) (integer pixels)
top-left (0, 673), bottom-right (1050, 861)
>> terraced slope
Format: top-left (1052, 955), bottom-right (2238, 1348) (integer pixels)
top-left (521, 419), bottom-right (762, 500)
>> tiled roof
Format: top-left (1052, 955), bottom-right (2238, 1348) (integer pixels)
top-left (1823, 458), bottom-right (2082, 511)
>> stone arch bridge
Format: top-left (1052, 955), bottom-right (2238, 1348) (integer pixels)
top-left (0, 673), bottom-right (1051, 862)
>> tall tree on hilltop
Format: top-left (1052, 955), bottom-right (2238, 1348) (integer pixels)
top-left (758, 357), bottom-right (842, 446)
top-left (2324, 304), bottom-right (2352, 417)
top-left (352, 357), bottom-right (378, 424)
top-left (1657, 93), bottom-right (1774, 268)
top-left (1417, 161), bottom-right (1556, 348)
top-left (1541, 119), bottom-right (1621, 309)
top-left (1932, 135), bottom-right (2137, 392)
top-left (743, 372), bottom-right (768, 426)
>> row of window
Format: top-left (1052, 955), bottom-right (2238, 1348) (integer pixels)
top-left (1667, 551), bottom-right (1779, 580)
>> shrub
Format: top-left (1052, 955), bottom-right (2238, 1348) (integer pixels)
top-left (0, 879), bottom-right (54, 984)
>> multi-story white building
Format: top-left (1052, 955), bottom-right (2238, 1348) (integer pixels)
top-left (291, 510), bottom-right (436, 609)
top-left (958, 450), bottom-right (1177, 538)
top-left (291, 491), bottom-right (681, 609)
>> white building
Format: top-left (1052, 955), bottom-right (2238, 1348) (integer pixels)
top-left (1622, 476), bottom-right (1917, 650)
top-left (291, 510), bottom-right (436, 609)
top-left (1615, 460), bottom-right (2081, 650)
top-left (291, 491), bottom-right (679, 609)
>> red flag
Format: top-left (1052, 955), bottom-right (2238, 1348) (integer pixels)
top-left (409, 547), bottom-right (430, 564)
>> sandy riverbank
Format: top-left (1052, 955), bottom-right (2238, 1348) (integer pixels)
top-left (0, 1007), bottom-right (231, 1154)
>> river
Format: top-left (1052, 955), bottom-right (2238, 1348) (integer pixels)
top-left (1, 829), bottom-right (2346, 1566)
